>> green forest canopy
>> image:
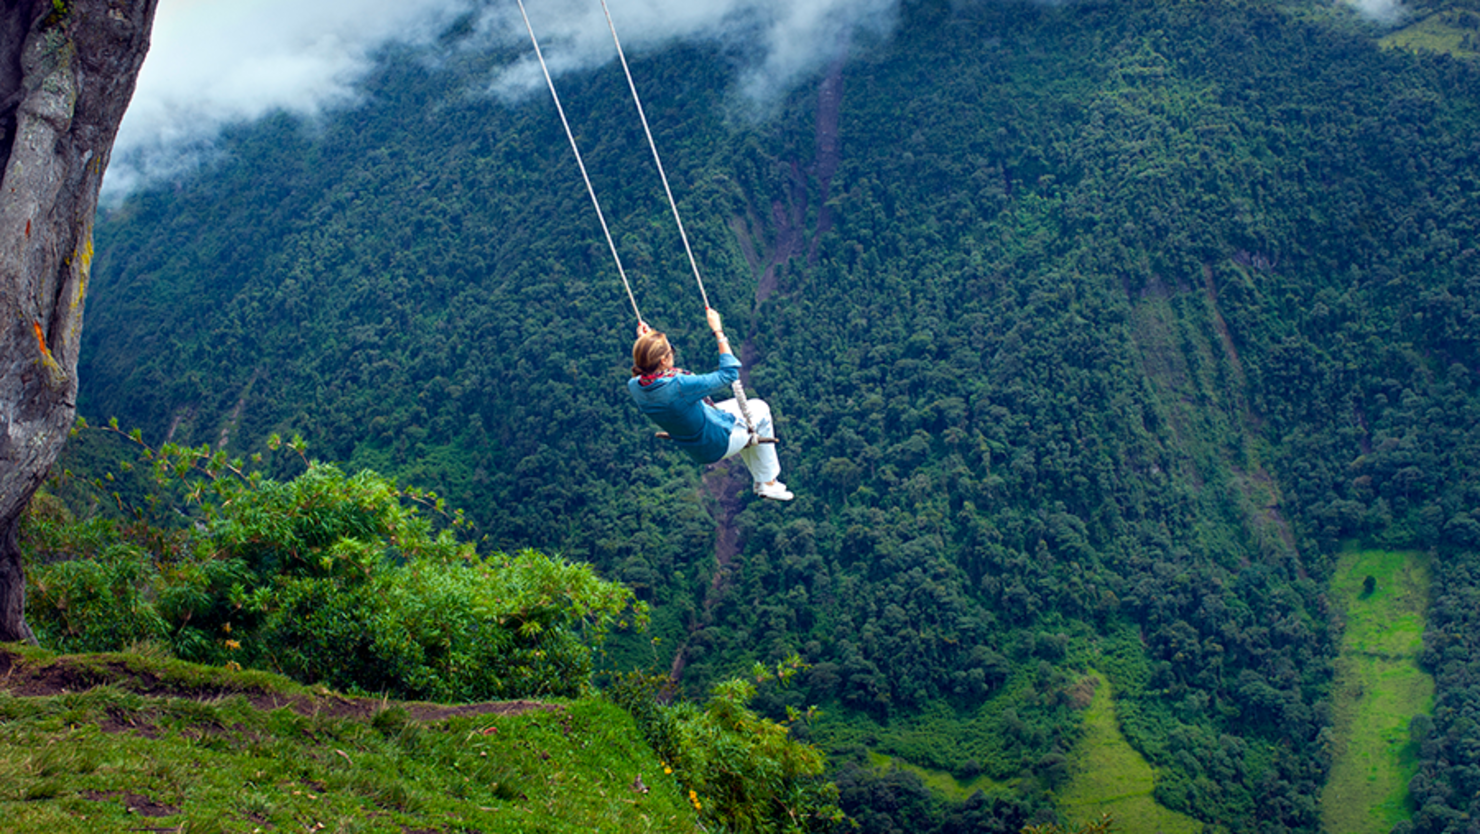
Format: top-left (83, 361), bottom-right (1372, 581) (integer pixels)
top-left (59, 0), bottom-right (1480, 831)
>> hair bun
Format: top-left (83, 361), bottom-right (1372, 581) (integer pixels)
top-left (632, 331), bottom-right (671, 377)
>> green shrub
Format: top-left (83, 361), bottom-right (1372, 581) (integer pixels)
top-left (609, 660), bottom-right (843, 833)
top-left (21, 437), bottom-right (645, 702)
top-left (258, 548), bottom-right (639, 700)
top-left (26, 543), bottom-right (168, 652)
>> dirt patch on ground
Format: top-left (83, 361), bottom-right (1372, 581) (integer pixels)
top-left (0, 649), bottom-right (560, 723)
top-left (2, 654), bottom-right (129, 697)
top-left (98, 704), bottom-right (161, 738)
top-left (83, 790), bottom-right (180, 818)
top-left (404, 700), bottom-right (562, 721)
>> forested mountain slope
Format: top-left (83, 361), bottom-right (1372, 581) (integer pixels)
top-left (72, 1), bottom-right (1480, 831)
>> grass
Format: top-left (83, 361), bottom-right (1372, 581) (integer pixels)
top-left (1380, 7), bottom-right (1480, 58)
top-left (863, 750), bottom-right (1011, 802)
top-left (0, 645), bottom-right (700, 833)
top-left (1321, 549), bottom-right (1434, 834)
top-left (1056, 671), bottom-right (1202, 834)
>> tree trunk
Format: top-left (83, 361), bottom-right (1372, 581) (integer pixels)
top-left (0, 0), bottom-right (159, 643)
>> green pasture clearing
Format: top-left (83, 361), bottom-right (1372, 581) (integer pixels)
top-left (864, 750), bottom-right (1011, 802)
top-left (1321, 549), bottom-right (1434, 834)
top-left (1057, 671), bottom-right (1202, 834)
top-left (1381, 9), bottom-right (1480, 58)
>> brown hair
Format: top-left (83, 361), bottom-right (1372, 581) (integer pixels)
top-left (632, 331), bottom-right (672, 376)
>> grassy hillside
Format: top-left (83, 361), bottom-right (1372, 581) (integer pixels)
top-left (1322, 550), bottom-right (1435, 834)
top-left (1382, 5), bottom-right (1480, 58)
top-left (0, 645), bottom-right (699, 833)
top-left (1056, 671), bottom-right (1201, 834)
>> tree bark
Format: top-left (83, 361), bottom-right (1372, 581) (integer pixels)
top-left (0, 0), bottom-right (158, 643)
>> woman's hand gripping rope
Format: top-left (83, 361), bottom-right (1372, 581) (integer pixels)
top-left (707, 307), bottom-right (731, 355)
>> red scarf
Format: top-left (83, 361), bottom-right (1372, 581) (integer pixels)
top-left (638, 367), bottom-right (690, 387)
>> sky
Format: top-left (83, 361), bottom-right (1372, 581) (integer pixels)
top-left (104, 0), bottom-right (899, 198)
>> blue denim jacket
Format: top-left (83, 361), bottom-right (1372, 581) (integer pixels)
top-left (628, 352), bottom-right (741, 464)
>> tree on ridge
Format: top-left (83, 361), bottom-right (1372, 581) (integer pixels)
top-left (0, 0), bottom-right (160, 643)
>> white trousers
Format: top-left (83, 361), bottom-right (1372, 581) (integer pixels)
top-left (715, 397), bottom-right (781, 484)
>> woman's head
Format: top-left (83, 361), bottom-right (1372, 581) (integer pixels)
top-left (632, 330), bottom-right (673, 376)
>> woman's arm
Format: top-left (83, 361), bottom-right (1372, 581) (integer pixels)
top-left (671, 310), bottom-right (740, 403)
top-left (707, 307), bottom-right (732, 356)
top-left (673, 353), bottom-right (740, 404)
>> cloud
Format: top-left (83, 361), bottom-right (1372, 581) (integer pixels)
top-left (106, 0), bottom-right (473, 199)
top-left (480, 0), bottom-right (896, 105)
top-left (104, 0), bottom-right (899, 198)
top-left (1343, 0), bottom-right (1406, 23)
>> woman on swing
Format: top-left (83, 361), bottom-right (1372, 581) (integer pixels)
top-left (629, 307), bottom-right (792, 501)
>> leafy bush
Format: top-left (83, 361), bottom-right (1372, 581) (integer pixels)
top-left (26, 543), bottom-right (168, 653)
top-left (21, 435), bottom-right (646, 701)
top-left (609, 659), bottom-right (843, 833)
top-left (256, 546), bottom-right (640, 700)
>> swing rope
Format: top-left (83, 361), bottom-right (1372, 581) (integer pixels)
top-left (595, 0), bottom-right (712, 311)
top-left (514, 0), bottom-right (644, 323)
top-left (589, 3), bottom-right (765, 442)
top-left (517, 3), bottom-right (770, 450)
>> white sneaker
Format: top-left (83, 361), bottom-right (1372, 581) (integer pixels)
top-left (754, 481), bottom-right (794, 501)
